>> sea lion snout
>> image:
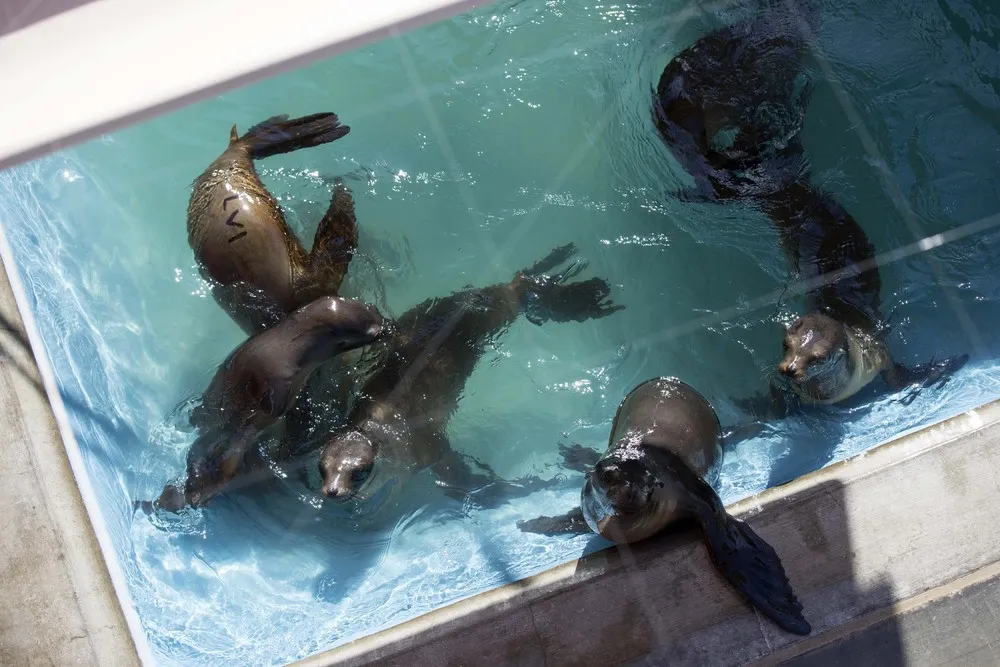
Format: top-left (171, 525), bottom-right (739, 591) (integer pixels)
top-left (592, 458), bottom-right (654, 513)
top-left (318, 430), bottom-right (376, 501)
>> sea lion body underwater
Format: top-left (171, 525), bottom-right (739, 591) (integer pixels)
top-left (517, 377), bottom-right (812, 636)
top-left (652, 9), bottom-right (967, 410)
top-left (144, 295), bottom-right (384, 512)
top-left (316, 244), bottom-right (624, 507)
top-left (187, 112), bottom-right (359, 334)
top-left (652, 6), bottom-right (818, 203)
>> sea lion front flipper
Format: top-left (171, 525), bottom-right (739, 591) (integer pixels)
top-left (305, 180), bottom-right (358, 296)
top-left (721, 419), bottom-right (766, 448)
top-left (433, 450), bottom-right (556, 509)
top-left (516, 508), bottom-right (590, 536)
top-left (664, 452), bottom-right (811, 636)
top-left (733, 382), bottom-right (794, 420)
top-left (882, 353), bottom-right (970, 393)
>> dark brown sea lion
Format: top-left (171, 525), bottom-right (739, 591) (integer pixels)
top-left (517, 376), bottom-right (812, 636)
top-left (651, 9), bottom-right (967, 412)
top-left (316, 244), bottom-right (624, 508)
top-left (187, 112), bottom-right (358, 334)
top-left (142, 296), bottom-right (384, 512)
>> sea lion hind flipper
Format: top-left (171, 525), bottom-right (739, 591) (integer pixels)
top-left (521, 273), bottom-right (624, 325)
top-left (243, 112), bottom-right (351, 160)
top-left (558, 443), bottom-right (602, 473)
top-left (522, 243), bottom-right (578, 275)
top-left (882, 353), bottom-right (970, 392)
top-left (516, 508), bottom-right (590, 536)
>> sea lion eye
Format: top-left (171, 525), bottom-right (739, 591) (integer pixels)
top-left (351, 467), bottom-right (371, 485)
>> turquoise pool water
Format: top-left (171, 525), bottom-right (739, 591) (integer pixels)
top-left (2, 0), bottom-right (1000, 664)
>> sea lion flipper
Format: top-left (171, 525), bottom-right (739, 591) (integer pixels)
top-left (306, 180), bottom-right (359, 295)
top-left (721, 419), bottom-right (766, 448)
top-left (520, 272), bottom-right (624, 325)
top-left (516, 508), bottom-right (590, 536)
top-left (558, 443), bottom-right (602, 473)
top-left (242, 112), bottom-right (351, 160)
top-left (701, 510), bottom-right (812, 635)
top-left (882, 353), bottom-right (969, 392)
top-left (660, 452), bottom-right (810, 635)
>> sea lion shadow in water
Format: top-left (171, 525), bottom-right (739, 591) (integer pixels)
top-left (517, 378), bottom-right (812, 636)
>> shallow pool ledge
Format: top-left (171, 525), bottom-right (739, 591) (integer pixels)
top-left (0, 264), bottom-right (140, 665)
top-left (297, 399), bottom-right (1000, 666)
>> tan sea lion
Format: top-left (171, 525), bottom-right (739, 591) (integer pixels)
top-left (517, 376), bottom-right (812, 636)
top-left (187, 112), bottom-right (358, 334)
top-left (141, 295), bottom-right (384, 512)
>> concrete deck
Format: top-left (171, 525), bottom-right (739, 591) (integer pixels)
top-left (0, 263), bottom-right (139, 664)
top-left (2, 230), bottom-right (999, 666)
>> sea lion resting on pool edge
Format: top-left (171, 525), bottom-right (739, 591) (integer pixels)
top-left (188, 112), bottom-right (359, 334)
top-left (317, 243), bottom-right (625, 507)
top-left (141, 295), bottom-right (384, 513)
top-left (517, 376), bottom-right (812, 636)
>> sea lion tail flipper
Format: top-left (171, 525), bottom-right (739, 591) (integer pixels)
top-left (243, 112), bottom-right (351, 160)
top-left (306, 180), bottom-right (358, 294)
top-left (518, 254), bottom-right (624, 324)
top-left (516, 508), bottom-right (591, 536)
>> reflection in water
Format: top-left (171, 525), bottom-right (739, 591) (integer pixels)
top-left (0, 0), bottom-right (998, 664)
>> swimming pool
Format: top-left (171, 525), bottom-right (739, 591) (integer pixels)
top-left (2, 0), bottom-right (1000, 664)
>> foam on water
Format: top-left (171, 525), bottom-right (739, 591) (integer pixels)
top-left (2, 0), bottom-right (1000, 664)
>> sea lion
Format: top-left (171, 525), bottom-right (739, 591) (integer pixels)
top-left (517, 376), bottom-right (812, 636)
top-left (187, 112), bottom-right (359, 334)
top-left (740, 181), bottom-right (968, 415)
top-left (316, 243), bottom-right (624, 507)
top-left (651, 10), bottom-right (967, 411)
top-left (143, 295), bottom-right (384, 512)
top-left (652, 6), bottom-right (817, 203)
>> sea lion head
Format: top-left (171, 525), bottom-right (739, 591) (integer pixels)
top-left (318, 429), bottom-right (377, 501)
top-left (305, 296), bottom-right (385, 354)
top-left (779, 312), bottom-right (851, 396)
top-left (581, 446), bottom-right (675, 544)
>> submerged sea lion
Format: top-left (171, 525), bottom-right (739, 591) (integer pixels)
top-left (143, 296), bottom-right (384, 512)
top-left (652, 8), bottom-right (967, 411)
top-left (517, 377), bottom-right (812, 636)
top-left (187, 112), bottom-right (359, 334)
top-left (316, 244), bottom-right (624, 507)
top-left (652, 6), bottom-right (817, 203)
